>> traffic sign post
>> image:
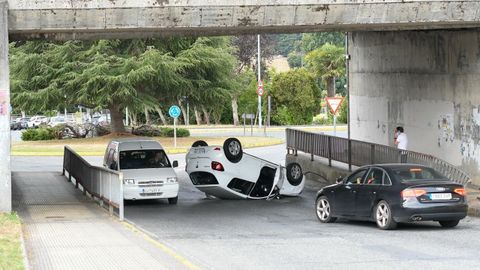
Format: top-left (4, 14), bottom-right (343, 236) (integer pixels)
top-left (325, 97), bottom-right (344, 136)
top-left (168, 105), bottom-right (181, 148)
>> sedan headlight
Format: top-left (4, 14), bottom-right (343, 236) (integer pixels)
top-left (124, 179), bottom-right (135, 185)
top-left (167, 177), bottom-right (178, 183)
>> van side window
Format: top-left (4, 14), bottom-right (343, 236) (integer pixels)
top-left (106, 149), bottom-right (117, 170)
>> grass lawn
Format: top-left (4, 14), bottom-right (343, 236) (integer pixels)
top-left (0, 212), bottom-right (24, 270)
top-left (12, 135), bottom-right (284, 156)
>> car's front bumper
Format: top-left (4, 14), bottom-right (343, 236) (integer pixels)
top-left (123, 183), bottom-right (179, 200)
top-left (393, 201), bottom-right (468, 222)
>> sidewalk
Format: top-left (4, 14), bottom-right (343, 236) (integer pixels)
top-left (12, 172), bottom-right (196, 270)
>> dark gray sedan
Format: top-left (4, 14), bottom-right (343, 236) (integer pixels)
top-left (315, 164), bottom-right (468, 230)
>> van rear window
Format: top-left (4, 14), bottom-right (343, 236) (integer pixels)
top-left (119, 150), bottom-right (171, 169)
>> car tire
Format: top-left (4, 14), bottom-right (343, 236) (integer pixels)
top-left (168, 196), bottom-right (178, 205)
top-left (374, 200), bottom-right (397, 230)
top-left (223, 138), bottom-right (243, 163)
top-left (286, 163), bottom-right (303, 186)
top-left (439, 220), bottom-right (460, 228)
top-left (316, 196), bottom-right (336, 223)
top-left (192, 140), bottom-right (208, 147)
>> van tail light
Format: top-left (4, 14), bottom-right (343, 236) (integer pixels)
top-left (211, 161), bottom-right (224, 171)
top-left (401, 188), bottom-right (427, 198)
top-left (454, 188), bottom-right (466, 196)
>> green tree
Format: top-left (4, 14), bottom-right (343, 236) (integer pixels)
top-left (300, 32), bottom-right (345, 53)
top-left (270, 69), bottom-right (320, 125)
top-left (305, 43), bottom-right (345, 97)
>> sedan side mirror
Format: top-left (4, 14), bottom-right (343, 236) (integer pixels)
top-left (336, 177), bottom-right (344, 184)
top-left (172, 160), bottom-right (178, 168)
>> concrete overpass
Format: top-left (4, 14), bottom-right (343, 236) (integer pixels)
top-left (2, 0), bottom-right (480, 211)
top-left (5, 0), bottom-right (480, 40)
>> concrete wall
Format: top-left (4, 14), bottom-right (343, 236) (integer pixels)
top-left (349, 29), bottom-right (480, 186)
top-left (0, 0), bottom-right (10, 212)
top-left (7, 0), bottom-right (480, 40)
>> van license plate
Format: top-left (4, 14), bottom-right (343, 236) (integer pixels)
top-left (430, 193), bottom-right (452, 200)
top-left (143, 188), bottom-right (162, 194)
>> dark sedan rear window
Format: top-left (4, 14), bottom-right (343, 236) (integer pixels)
top-left (391, 167), bottom-right (448, 182)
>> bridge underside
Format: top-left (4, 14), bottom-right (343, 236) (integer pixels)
top-left (7, 0), bottom-right (480, 40)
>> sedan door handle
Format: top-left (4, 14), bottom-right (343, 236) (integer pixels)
top-left (352, 190), bottom-right (356, 193)
top-left (373, 192), bottom-right (376, 194)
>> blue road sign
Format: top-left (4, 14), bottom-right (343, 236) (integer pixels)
top-left (168, 105), bottom-right (181, 118)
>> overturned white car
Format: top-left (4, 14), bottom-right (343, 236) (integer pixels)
top-left (185, 138), bottom-right (305, 199)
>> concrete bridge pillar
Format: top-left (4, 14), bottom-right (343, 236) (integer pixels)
top-left (349, 29), bottom-right (480, 185)
top-left (0, 0), bottom-right (10, 212)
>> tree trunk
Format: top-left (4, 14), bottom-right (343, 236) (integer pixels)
top-left (326, 77), bottom-right (336, 97)
top-left (132, 112), bottom-right (138, 126)
top-left (109, 104), bottom-right (126, 133)
top-left (154, 105), bottom-right (167, 126)
top-left (177, 97), bottom-right (188, 125)
top-left (202, 106), bottom-right (210, 125)
top-left (231, 95), bottom-right (239, 126)
top-left (144, 106), bottom-right (151, 125)
top-left (194, 106), bottom-right (202, 125)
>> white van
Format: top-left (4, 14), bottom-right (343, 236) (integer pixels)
top-left (103, 138), bottom-right (179, 204)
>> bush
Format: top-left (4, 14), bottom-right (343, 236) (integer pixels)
top-left (312, 113), bottom-right (331, 125)
top-left (132, 125), bottom-right (190, 137)
top-left (159, 127), bottom-right (190, 137)
top-left (21, 128), bottom-right (55, 141)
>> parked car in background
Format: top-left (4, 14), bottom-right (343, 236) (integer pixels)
top-left (315, 164), bottom-right (468, 230)
top-left (186, 138), bottom-right (305, 200)
top-left (103, 138), bottom-right (179, 203)
top-left (48, 116), bottom-right (66, 127)
top-left (27, 115), bottom-right (48, 128)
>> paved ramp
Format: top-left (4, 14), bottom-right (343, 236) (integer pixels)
top-left (12, 172), bottom-right (192, 270)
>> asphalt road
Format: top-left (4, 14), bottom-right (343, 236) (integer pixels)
top-left (12, 145), bottom-right (480, 270)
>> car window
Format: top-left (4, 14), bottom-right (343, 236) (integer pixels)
top-left (364, 168), bottom-right (383, 185)
top-left (392, 167), bottom-right (448, 182)
top-left (383, 173), bottom-right (392, 185)
top-left (119, 150), bottom-right (171, 170)
top-left (346, 169), bottom-right (367, 185)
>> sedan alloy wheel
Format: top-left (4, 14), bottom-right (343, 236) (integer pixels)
top-left (316, 196), bottom-right (336, 223)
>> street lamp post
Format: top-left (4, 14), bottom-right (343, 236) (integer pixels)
top-left (257, 34), bottom-right (262, 128)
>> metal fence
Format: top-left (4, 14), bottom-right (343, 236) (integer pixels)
top-left (63, 146), bottom-right (124, 220)
top-left (286, 128), bottom-right (471, 186)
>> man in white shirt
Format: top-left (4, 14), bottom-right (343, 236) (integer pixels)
top-left (394, 126), bottom-right (408, 162)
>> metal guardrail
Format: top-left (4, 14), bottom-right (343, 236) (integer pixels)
top-left (62, 146), bottom-right (124, 220)
top-left (286, 128), bottom-right (471, 186)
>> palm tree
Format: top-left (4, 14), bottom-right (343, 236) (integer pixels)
top-left (305, 43), bottom-right (345, 97)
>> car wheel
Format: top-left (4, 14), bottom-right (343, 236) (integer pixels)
top-left (439, 220), bottom-right (460, 228)
top-left (168, 196), bottom-right (178, 205)
top-left (316, 196), bottom-right (336, 223)
top-left (192, 140), bottom-right (208, 147)
top-left (375, 200), bottom-right (397, 230)
top-left (286, 163), bottom-right (303, 186)
top-left (223, 138), bottom-right (243, 163)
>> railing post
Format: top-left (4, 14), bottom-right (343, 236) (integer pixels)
top-left (109, 174), bottom-right (113, 216)
top-left (370, 144), bottom-right (375, 164)
top-left (348, 140), bottom-right (352, 171)
top-left (328, 136), bottom-right (332, 167)
top-left (119, 173), bottom-right (124, 221)
top-left (310, 134), bottom-right (314, 161)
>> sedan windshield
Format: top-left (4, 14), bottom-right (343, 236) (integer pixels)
top-left (391, 167), bottom-right (448, 182)
top-left (119, 150), bottom-right (171, 169)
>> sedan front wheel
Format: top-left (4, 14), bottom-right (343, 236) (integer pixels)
top-left (316, 196), bottom-right (336, 223)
